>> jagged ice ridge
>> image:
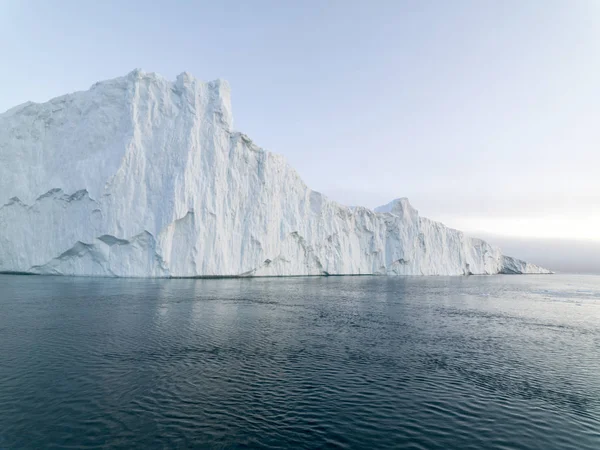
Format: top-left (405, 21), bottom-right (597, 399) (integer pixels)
top-left (0, 70), bottom-right (551, 277)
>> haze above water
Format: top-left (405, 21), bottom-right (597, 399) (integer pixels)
top-left (473, 234), bottom-right (600, 275)
top-left (1, 274), bottom-right (599, 449)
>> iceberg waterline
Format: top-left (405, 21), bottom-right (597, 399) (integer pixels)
top-left (0, 70), bottom-right (550, 277)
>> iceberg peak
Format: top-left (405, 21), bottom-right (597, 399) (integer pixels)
top-left (374, 198), bottom-right (417, 217)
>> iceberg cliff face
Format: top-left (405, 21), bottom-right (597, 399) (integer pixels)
top-left (0, 70), bottom-right (550, 277)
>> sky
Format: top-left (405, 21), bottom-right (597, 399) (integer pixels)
top-left (1, 1), bottom-right (599, 269)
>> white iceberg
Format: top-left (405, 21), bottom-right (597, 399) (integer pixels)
top-left (0, 70), bottom-right (551, 277)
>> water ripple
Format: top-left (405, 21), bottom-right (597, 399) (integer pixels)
top-left (0, 274), bottom-right (599, 449)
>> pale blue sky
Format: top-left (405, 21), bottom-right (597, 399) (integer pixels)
top-left (2, 0), bottom-right (599, 243)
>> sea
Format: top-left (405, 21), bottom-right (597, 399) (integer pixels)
top-left (0, 274), bottom-right (599, 449)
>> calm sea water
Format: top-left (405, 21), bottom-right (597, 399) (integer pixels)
top-left (0, 274), bottom-right (599, 449)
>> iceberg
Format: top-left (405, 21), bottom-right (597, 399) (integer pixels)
top-left (0, 70), bottom-right (551, 277)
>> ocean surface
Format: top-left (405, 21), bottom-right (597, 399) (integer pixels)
top-left (0, 274), bottom-right (599, 449)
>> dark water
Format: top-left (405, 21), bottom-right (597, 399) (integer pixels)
top-left (0, 274), bottom-right (599, 449)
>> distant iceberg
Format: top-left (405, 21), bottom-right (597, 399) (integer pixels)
top-left (0, 70), bottom-right (551, 277)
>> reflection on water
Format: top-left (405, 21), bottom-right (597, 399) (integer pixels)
top-left (0, 274), bottom-right (599, 449)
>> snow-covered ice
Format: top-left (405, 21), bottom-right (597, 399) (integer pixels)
top-left (0, 70), bottom-right (551, 277)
